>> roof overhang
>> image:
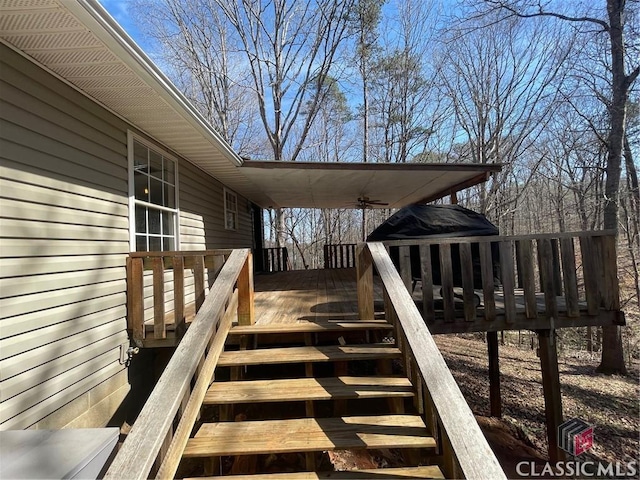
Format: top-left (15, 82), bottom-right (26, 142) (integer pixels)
top-left (240, 161), bottom-right (501, 209)
top-left (0, 0), bottom-right (257, 195)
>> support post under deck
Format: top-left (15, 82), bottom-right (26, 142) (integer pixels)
top-left (487, 331), bottom-right (502, 418)
top-left (538, 329), bottom-right (566, 463)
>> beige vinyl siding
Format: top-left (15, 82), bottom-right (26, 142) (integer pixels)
top-left (179, 159), bottom-right (253, 250)
top-left (0, 44), bottom-right (130, 430)
top-left (1, 44), bottom-right (255, 429)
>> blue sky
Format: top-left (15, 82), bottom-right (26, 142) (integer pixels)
top-left (98, 0), bottom-right (153, 51)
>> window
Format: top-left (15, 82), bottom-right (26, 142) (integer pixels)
top-left (129, 133), bottom-right (178, 251)
top-left (224, 189), bottom-right (238, 230)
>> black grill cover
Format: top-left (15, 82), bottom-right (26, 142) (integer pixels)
top-left (367, 204), bottom-right (498, 241)
top-left (367, 204), bottom-right (500, 288)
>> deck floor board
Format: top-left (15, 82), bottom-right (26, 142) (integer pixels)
top-left (250, 268), bottom-right (612, 334)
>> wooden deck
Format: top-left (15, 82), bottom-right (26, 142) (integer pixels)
top-left (252, 268), bottom-right (620, 334)
top-left (253, 269), bottom-right (368, 325)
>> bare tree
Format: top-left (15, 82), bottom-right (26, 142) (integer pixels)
top-left (481, 0), bottom-right (639, 374)
top-left (133, 0), bottom-right (260, 154)
top-left (440, 12), bottom-right (570, 218)
top-left (214, 0), bottom-right (355, 246)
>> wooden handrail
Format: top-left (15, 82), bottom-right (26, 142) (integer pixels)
top-left (362, 242), bottom-right (507, 479)
top-left (381, 229), bottom-right (617, 247)
top-left (106, 248), bottom-right (252, 480)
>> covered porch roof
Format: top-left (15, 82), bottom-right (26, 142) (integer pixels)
top-left (240, 161), bottom-right (500, 209)
top-left (1, 0), bottom-right (500, 210)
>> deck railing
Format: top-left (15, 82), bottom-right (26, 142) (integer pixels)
top-left (381, 230), bottom-right (621, 333)
top-left (324, 243), bottom-right (357, 269)
top-left (262, 246), bottom-right (289, 272)
top-left (107, 248), bottom-right (254, 480)
top-left (358, 243), bottom-right (507, 479)
top-left (127, 250), bottom-right (235, 346)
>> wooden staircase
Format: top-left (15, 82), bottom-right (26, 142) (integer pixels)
top-left (182, 319), bottom-right (444, 479)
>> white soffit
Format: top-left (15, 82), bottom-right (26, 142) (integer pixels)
top-left (0, 0), bottom-right (268, 202)
top-left (240, 161), bottom-right (501, 209)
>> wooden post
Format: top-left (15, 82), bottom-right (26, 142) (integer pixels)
top-left (487, 331), bottom-right (502, 418)
top-left (237, 252), bottom-right (255, 325)
top-left (399, 245), bottom-right (412, 291)
top-left (538, 329), bottom-right (565, 463)
top-left (152, 257), bottom-right (166, 339)
top-left (357, 244), bottom-right (374, 320)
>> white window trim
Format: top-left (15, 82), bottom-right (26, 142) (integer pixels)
top-left (224, 188), bottom-right (238, 231)
top-left (128, 131), bottom-right (180, 251)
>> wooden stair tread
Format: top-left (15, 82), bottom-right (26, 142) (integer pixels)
top-left (204, 376), bottom-right (414, 404)
top-left (187, 465), bottom-right (445, 479)
top-left (229, 320), bottom-right (392, 335)
top-left (218, 344), bottom-right (401, 366)
top-left (184, 415), bottom-right (436, 457)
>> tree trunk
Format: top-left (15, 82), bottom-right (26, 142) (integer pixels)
top-left (598, 0), bottom-right (629, 375)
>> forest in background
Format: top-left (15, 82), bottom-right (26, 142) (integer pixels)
top-left (128, 0), bottom-right (639, 367)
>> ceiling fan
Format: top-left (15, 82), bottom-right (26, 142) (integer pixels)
top-left (351, 197), bottom-right (389, 241)
top-left (355, 196), bottom-right (389, 209)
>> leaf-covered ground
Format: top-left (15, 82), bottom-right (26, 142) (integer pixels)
top-left (434, 334), bottom-right (639, 475)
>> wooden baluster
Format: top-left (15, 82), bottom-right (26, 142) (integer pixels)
top-left (419, 244), bottom-right (435, 322)
top-left (479, 242), bottom-right (496, 322)
top-left (194, 255), bottom-right (206, 312)
top-left (442, 431), bottom-right (462, 480)
top-left (399, 245), bottom-right (412, 291)
top-left (422, 390), bottom-right (440, 455)
top-left (550, 239), bottom-right (563, 296)
top-left (152, 257), bottom-right (166, 339)
top-left (499, 241), bottom-right (516, 325)
top-left (173, 256), bottom-right (186, 337)
top-left (579, 236), bottom-right (600, 315)
top-left (539, 239), bottom-right (559, 321)
top-left (560, 238), bottom-right (580, 317)
top-left (460, 242), bottom-right (476, 322)
top-left (439, 243), bottom-right (455, 323)
top-left (128, 257), bottom-right (145, 343)
top-left (517, 239), bottom-right (538, 319)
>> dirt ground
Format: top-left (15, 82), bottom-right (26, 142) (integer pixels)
top-left (433, 334), bottom-right (640, 476)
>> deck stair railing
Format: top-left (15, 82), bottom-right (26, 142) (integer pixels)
top-left (107, 248), bottom-right (254, 479)
top-left (358, 242), bottom-right (506, 479)
top-left (324, 243), bottom-right (357, 269)
top-left (127, 250), bottom-right (234, 346)
top-left (382, 230), bottom-right (621, 333)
